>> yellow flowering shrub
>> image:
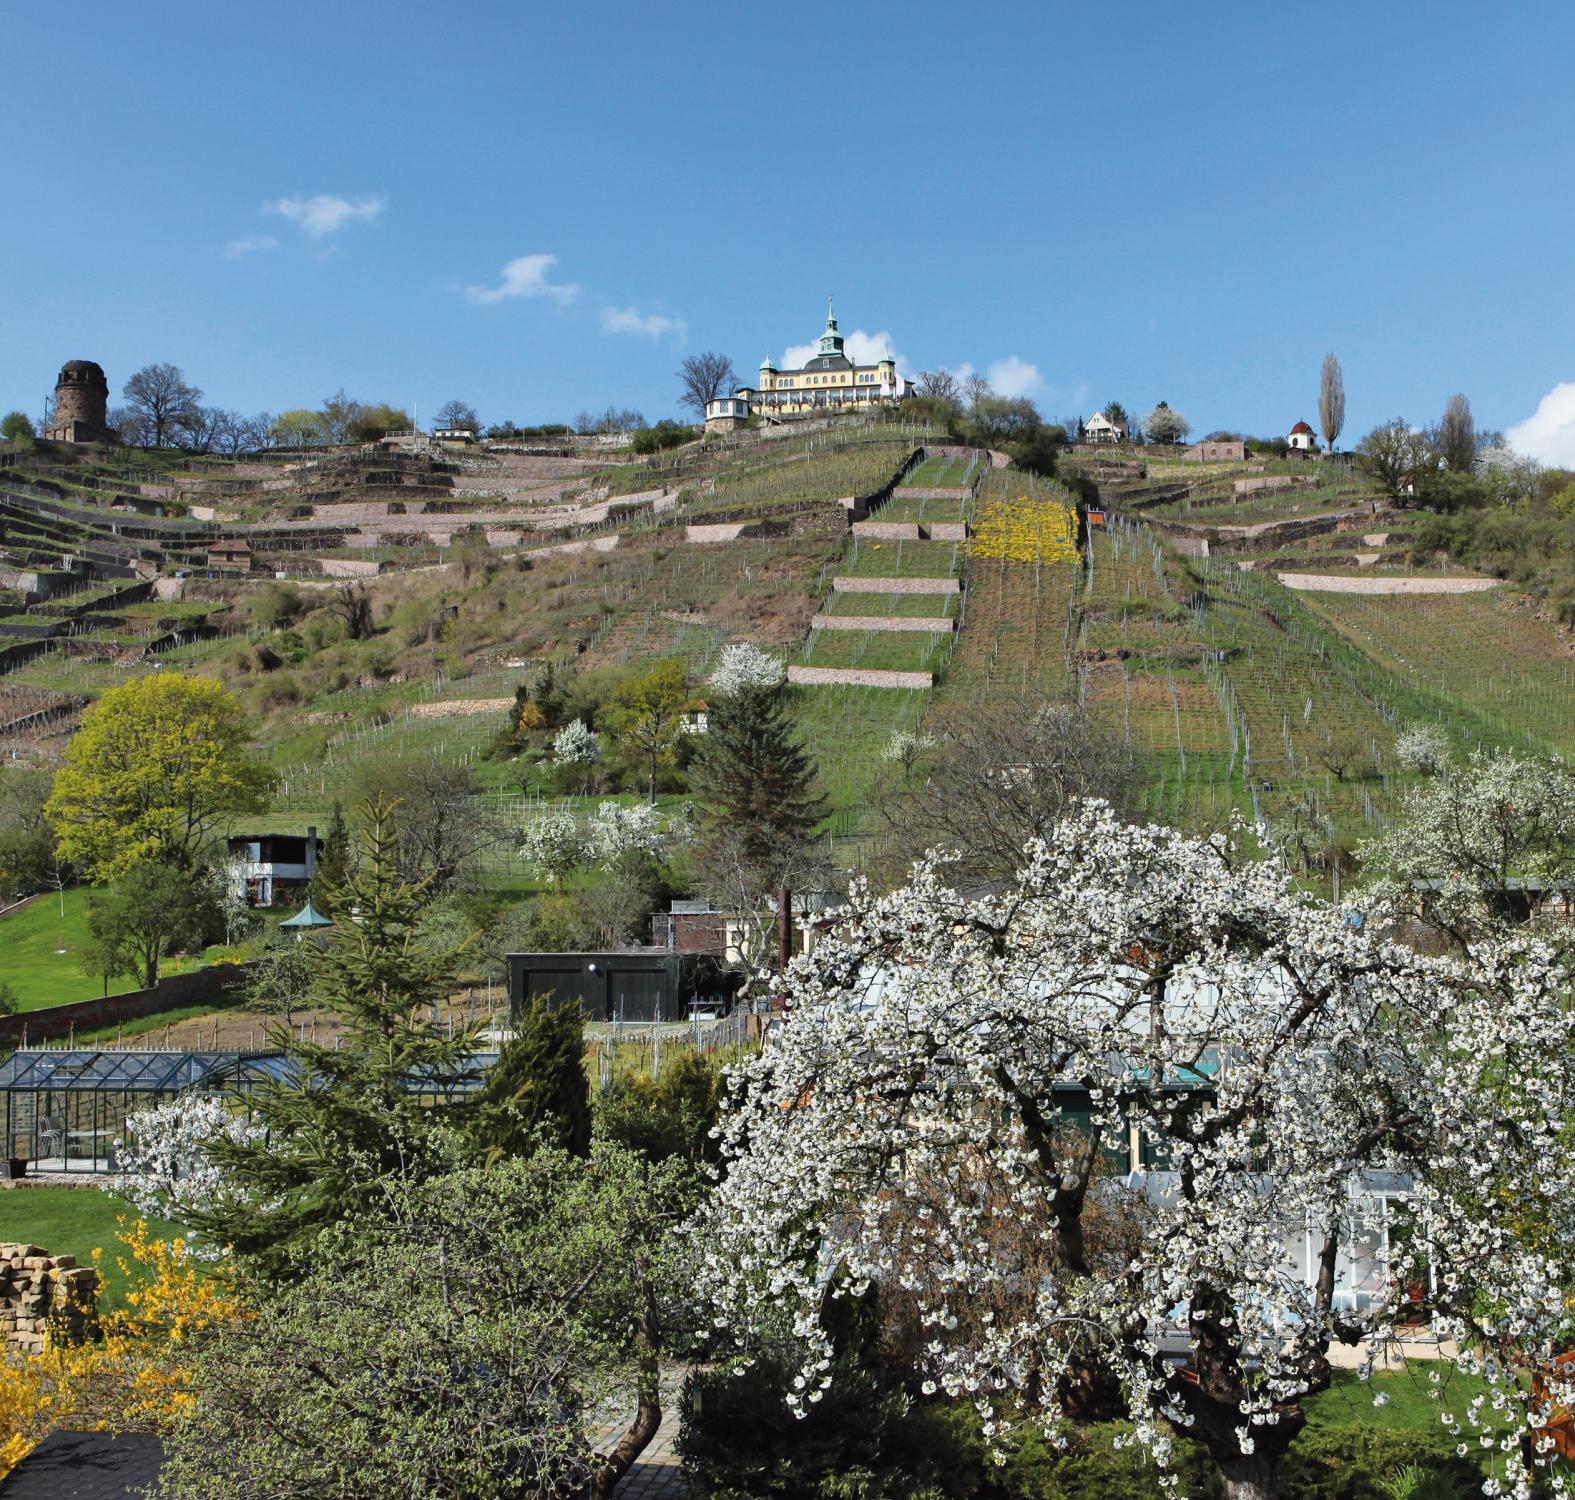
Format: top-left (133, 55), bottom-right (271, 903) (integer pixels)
top-left (0, 1219), bottom-right (242, 1479)
top-left (968, 497), bottom-right (1079, 565)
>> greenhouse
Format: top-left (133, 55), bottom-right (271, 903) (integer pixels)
top-left (0, 1049), bottom-right (289, 1174)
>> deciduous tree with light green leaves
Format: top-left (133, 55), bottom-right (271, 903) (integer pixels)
top-left (157, 1146), bottom-right (700, 1500)
top-left (607, 657), bottom-right (696, 802)
top-left (45, 675), bottom-right (274, 882)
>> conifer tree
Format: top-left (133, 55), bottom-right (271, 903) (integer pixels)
top-left (694, 678), bottom-right (825, 863)
top-left (308, 800), bottom-right (349, 903)
top-left (192, 800), bottom-right (479, 1280)
top-left (471, 997), bottom-right (591, 1161)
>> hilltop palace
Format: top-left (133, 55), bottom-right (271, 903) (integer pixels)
top-left (735, 300), bottom-right (905, 418)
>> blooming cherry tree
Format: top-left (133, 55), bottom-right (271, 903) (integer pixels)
top-left (694, 803), bottom-right (1575, 1500)
top-left (1392, 721), bottom-right (1451, 776)
top-left (709, 642), bottom-right (785, 698)
top-left (553, 718), bottom-right (602, 765)
top-left (110, 1093), bottom-right (264, 1220)
top-left (519, 808), bottom-right (587, 888)
top-left (880, 727), bottom-right (937, 778)
top-left (588, 800), bottom-right (665, 867)
top-left (1359, 749), bottom-right (1575, 943)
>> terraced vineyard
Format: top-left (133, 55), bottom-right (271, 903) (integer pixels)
top-left (1298, 589), bottom-right (1575, 756)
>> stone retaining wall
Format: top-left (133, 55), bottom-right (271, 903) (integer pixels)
top-left (0, 1245), bottom-right (99, 1354)
top-left (851, 521), bottom-right (921, 540)
top-left (406, 697), bottom-right (514, 719)
top-left (926, 522), bottom-right (968, 541)
top-left (810, 615), bottom-right (955, 633)
top-left (787, 665), bottom-right (933, 689)
top-left (1276, 573), bottom-right (1499, 595)
top-left (831, 576), bottom-right (960, 594)
top-left (1235, 475), bottom-right (1314, 496)
top-left (890, 486), bottom-right (972, 502)
top-left (685, 523), bottom-right (746, 544)
top-left (0, 963), bottom-right (250, 1048)
top-left (523, 535), bottom-right (622, 560)
top-left (316, 557), bottom-right (382, 578)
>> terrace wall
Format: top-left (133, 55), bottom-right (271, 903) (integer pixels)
top-left (1276, 573), bottom-right (1500, 595)
top-left (787, 665), bottom-right (933, 689)
top-left (810, 615), bottom-right (954, 634)
top-left (0, 964), bottom-right (250, 1049)
top-left (830, 576), bottom-right (960, 594)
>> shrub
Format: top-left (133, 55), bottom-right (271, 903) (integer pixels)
top-left (596, 1053), bottom-right (723, 1164)
top-left (630, 420), bottom-right (692, 455)
top-left (1278, 1427), bottom-right (1484, 1500)
top-left (678, 1347), bottom-right (958, 1500)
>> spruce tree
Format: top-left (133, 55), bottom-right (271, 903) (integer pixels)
top-left (193, 800), bottom-right (480, 1280)
top-left (694, 681), bottom-right (825, 862)
top-left (308, 800), bottom-right (349, 902)
top-left (471, 997), bottom-right (591, 1160)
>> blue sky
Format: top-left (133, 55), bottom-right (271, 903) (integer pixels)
top-left (5, 1), bottom-right (1575, 454)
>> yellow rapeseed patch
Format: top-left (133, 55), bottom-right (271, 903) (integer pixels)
top-left (968, 497), bottom-right (1079, 565)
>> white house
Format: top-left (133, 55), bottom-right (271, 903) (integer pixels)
top-left (704, 395), bottom-right (751, 434)
top-left (1288, 420), bottom-right (1318, 452)
top-left (1083, 410), bottom-right (1129, 444)
top-left (432, 426), bottom-right (477, 445)
top-left (226, 828), bottom-right (322, 907)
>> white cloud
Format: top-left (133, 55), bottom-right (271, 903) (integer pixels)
top-left (600, 305), bottom-right (687, 340)
top-left (782, 328), bottom-right (900, 370)
top-left (224, 233), bottom-right (278, 260)
top-left (986, 356), bottom-right (1043, 399)
top-left (465, 253), bottom-right (579, 306)
top-left (1507, 382), bottom-right (1575, 466)
top-left (265, 193), bottom-right (386, 238)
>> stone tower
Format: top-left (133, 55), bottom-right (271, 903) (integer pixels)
top-left (46, 360), bottom-right (112, 443)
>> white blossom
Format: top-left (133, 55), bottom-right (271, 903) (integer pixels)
top-left (881, 728), bottom-right (937, 765)
top-left (109, 1092), bottom-right (263, 1220)
top-left (709, 642), bottom-right (785, 697)
top-left (518, 808), bottom-right (587, 884)
top-left (587, 799), bottom-right (664, 866)
top-left (1393, 721), bottom-right (1451, 776)
top-left (552, 718), bottom-right (602, 765)
top-left (690, 801), bottom-right (1575, 1496)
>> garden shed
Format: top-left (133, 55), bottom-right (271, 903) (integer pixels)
top-left (0, 1049), bottom-right (287, 1174)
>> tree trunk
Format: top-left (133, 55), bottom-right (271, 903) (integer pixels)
top-left (587, 1272), bottom-right (661, 1500)
top-left (1217, 1452), bottom-right (1282, 1500)
top-left (144, 954), bottom-right (159, 989)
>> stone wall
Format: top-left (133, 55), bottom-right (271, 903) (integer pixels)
top-left (830, 575), bottom-right (960, 594)
top-left (0, 1244), bottom-right (99, 1355)
top-left (810, 615), bottom-right (954, 633)
top-left (0, 963), bottom-right (249, 1048)
top-left (787, 665), bottom-right (933, 689)
top-left (405, 697), bottom-right (513, 719)
top-left (1277, 572), bottom-right (1499, 595)
top-left (851, 521), bottom-right (921, 540)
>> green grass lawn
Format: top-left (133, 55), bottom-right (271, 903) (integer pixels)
top-left (803, 629), bottom-right (953, 673)
top-left (0, 888), bottom-right (248, 1013)
top-left (0, 890), bottom-right (140, 1010)
top-left (876, 494), bottom-right (971, 524)
top-left (841, 539), bottom-right (961, 578)
top-left (0, 1187), bottom-right (190, 1313)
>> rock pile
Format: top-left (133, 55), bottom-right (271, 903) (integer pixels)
top-left (0, 1243), bottom-right (100, 1354)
